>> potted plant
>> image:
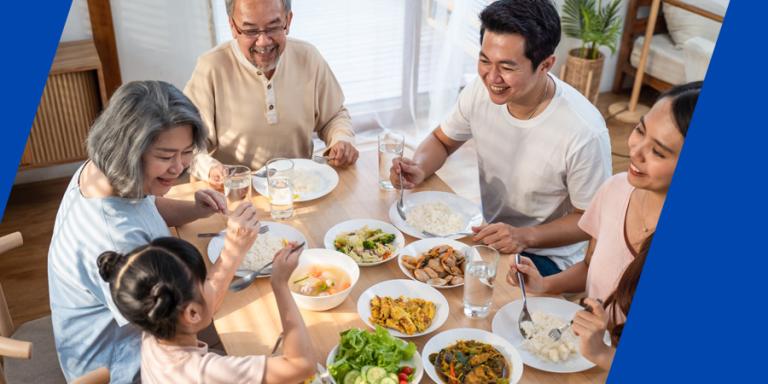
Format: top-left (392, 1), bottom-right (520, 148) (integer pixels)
top-left (561, 0), bottom-right (623, 103)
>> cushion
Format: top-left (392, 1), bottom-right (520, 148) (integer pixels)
top-left (5, 316), bottom-right (66, 383)
top-left (682, 36), bottom-right (716, 82)
top-left (662, 0), bottom-right (729, 47)
top-left (630, 34), bottom-right (687, 85)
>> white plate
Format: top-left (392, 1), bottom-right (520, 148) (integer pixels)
top-left (252, 158), bottom-right (339, 202)
top-left (323, 219), bottom-right (405, 266)
top-left (356, 279), bottom-right (449, 338)
top-left (422, 328), bottom-right (524, 384)
top-left (207, 221), bottom-right (308, 277)
top-left (492, 297), bottom-right (600, 373)
top-left (387, 191), bottom-right (483, 240)
top-left (326, 342), bottom-right (424, 384)
top-left (396, 238), bottom-right (468, 289)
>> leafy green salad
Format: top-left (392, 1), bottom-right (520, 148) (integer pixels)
top-left (329, 327), bottom-right (417, 384)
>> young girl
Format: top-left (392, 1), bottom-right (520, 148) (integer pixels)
top-left (97, 205), bottom-right (317, 383)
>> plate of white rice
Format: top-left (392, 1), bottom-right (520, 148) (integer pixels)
top-left (252, 158), bottom-right (339, 202)
top-left (492, 297), bottom-right (607, 373)
top-left (387, 191), bottom-right (482, 240)
top-left (207, 221), bottom-right (308, 277)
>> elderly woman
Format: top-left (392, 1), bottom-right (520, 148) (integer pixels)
top-left (47, 81), bottom-right (252, 382)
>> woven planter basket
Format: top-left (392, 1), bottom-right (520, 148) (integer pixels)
top-left (562, 48), bottom-right (605, 104)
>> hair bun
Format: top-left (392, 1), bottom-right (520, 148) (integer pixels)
top-left (97, 251), bottom-right (123, 282)
top-left (147, 282), bottom-right (181, 322)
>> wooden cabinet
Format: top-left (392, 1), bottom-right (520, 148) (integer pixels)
top-left (20, 40), bottom-right (107, 169)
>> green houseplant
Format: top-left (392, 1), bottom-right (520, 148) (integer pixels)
top-left (560, 0), bottom-right (623, 103)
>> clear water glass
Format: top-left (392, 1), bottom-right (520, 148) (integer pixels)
top-left (223, 165), bottom-right (252, 213)
top-left (266, 158), bottom-right (294, 220)
top-left (378, 131), bottom-right (404, 190)
top-left (463, 245), bottom-right (500, 319)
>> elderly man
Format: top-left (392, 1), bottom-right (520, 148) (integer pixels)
top-left (391, 0), bottom-right (612, 276)
top-left (186, 0), bottom-right (358, 186)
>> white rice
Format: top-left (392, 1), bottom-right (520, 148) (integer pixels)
top-left (240, 234), bottom-right (286, 271)
top-left (291, 169), bottom-right (323, 195)
top-left (406, 202), bottom-right (465, 236)
top-left (521, 312), bottom-right (578, 363)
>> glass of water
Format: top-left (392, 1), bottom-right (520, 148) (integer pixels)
top-left (463, 245), bottom-right (500, 319)
top-left (378, 131), bottom-right (404, 190)
top-left (224, 165), bottom-right (252, 213)
top-left (266, 158), bottom-right (294, 220)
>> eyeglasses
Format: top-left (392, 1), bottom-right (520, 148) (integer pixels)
top-left (231, 17), bottom-right (287, 39)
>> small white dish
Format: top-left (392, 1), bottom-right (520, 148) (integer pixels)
top-left (422, 328), bottom-right (524, 384)
top-left (323, 219), bottom-right (405, 266)
top-left (396, 238), bottom-right (469, 289)
top-left (252, 158), bottom-right (339, 202)
top-left (356, 279), bottom-right (449, 338)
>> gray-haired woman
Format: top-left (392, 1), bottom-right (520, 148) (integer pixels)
top-left (47, 81), bottom-right (258, 382)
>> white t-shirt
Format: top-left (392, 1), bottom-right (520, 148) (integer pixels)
top-left (441, 75), bottom-right (611, 269)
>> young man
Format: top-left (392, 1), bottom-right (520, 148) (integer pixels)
top-left (185, 0), bottom-right (358, 188)
top-left (391, 0), bottom-right (611, 275)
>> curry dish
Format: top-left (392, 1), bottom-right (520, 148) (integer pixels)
top-left (428, 340), bottom-right (510, 384)
top-left (369, 295), bottom-right (436, 335)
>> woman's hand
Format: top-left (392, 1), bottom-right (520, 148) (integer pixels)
top-left (194, 188), bottom-right (227, 218)
top-left (326, 141), bottom-right (359, 167)
top-left (208, 164), bottom-right (226, 192)
top-left (572, 298), bottom-right (613, 370)
top-left (224, 202), bottom-right (260, 257)
top-left (472, 223), bottom-right (532, 254)
top-left (390, 157), bottom-right (426, 189)
top-left (270, 243), bottom-right (304, 289)
top-left (506, 256), bottom-right (549, 293)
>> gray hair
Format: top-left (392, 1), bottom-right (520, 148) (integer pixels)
top-left (86, 81), bottom-right (208, 199)
top-left (225, 0), bottom-right (291, 17)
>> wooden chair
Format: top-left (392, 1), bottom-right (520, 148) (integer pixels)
top-left (0, 232), bottom-right (109, 384)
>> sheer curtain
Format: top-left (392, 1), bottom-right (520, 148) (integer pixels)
top-left (209, 0), bottom-right (486, 149)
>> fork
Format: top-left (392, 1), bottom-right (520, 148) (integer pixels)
top-left (312, 154), bottom-right (331, 164)
top-left (229, 241), bottom-right (305, 292)
top-left (548, 299), bottom-right (599, 341)
top-left (396, 168), bottom-right (407, 220)
top-left (515, 253), bottom-right (534, 339)
top-left (421, 229), bottom-right (474, 238)
top-left (197, 225), bottom-right (270, 238)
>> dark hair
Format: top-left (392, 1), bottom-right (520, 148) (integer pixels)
top-left (479, 0), bottom-right (561, 70)
top-left (603, 235), bottom-right (653, 346)
top-left (659, 81), bottom-right (703, 138)
top-left (97, 237), bottom-right (208, 339)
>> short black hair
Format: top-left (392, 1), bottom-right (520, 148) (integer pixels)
top-left (479, 0), bottom-right (561, 70)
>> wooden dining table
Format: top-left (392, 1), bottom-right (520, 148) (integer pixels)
top-left (166, 150), bottom-right (607, 384)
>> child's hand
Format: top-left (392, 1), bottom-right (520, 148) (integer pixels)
top-left (270, 243), bottom-right (304, 288)
top-left (224, 202), bottom-right (260, 256)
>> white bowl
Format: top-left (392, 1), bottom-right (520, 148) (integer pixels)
top-left (323, 218), bottom-right (405, 266)
top-left (290, 248), bottom-right (360, 311)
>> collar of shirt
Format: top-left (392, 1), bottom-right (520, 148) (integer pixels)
top-left (230, 39), bottom-right (280, 124)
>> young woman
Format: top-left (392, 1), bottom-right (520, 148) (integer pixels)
top-left (48, 81), bottom-right (239, 382)
top-left (97, 233), bottom-right (316, 384)
top-left (507, 81), bottom-right (702, 367)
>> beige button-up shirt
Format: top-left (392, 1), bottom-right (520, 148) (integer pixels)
top-left (185, 38), bottom-right (355, 178)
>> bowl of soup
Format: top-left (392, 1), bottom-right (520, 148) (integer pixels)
top-left (289, 248), bottom-right (360, 311)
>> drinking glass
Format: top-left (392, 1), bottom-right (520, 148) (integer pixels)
top-left (463, 245), bottom-right (500, 318)
top-left (223, 165), bottom-right (252, 213)
top-left (266, 158), bottom-right (294, 220)
top-left (378, 131), bottom-right (405, 190)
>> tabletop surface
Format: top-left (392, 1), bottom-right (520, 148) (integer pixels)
top-left (168, 150), bottom-right (607, 384)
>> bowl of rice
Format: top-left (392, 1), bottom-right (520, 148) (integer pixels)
top-left (207, 221), bottom-right (308, 277)
top-left (388, 191), bottom-right (483, 240)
